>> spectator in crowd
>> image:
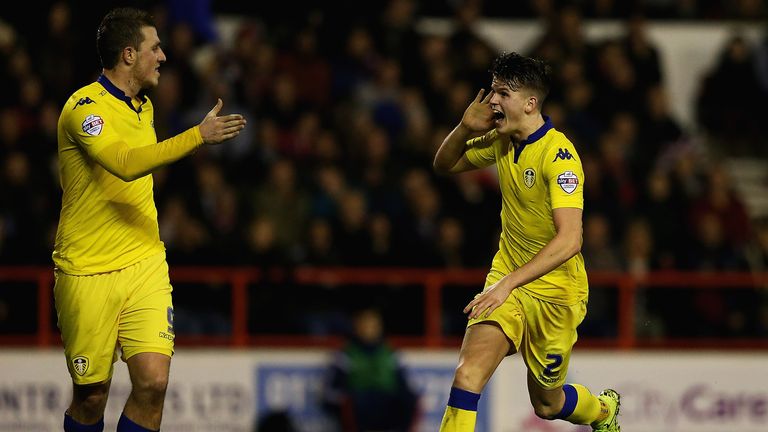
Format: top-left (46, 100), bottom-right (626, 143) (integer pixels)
top-left (529, 4), bottom-right (596, 68)
top-left (446, 0), bottom-right (498, 90)
top-left (434, 216), bottom-right (467, 268)
top-left (582, 212), bottom-right (622, 271)
top-left (621, 216), bottom-right (669, 337)
top-left (579, 212), bottom-right (621, 338)
top-left (621, 14), bottom-right (663, 89)
top-left (333, 188), bottom-right (372, 266)
top-left (322, 306), bottom-right (420, 432)
top-left (366, 212), bottom-right (401, 266)
top-left (592, 40), bottom-right (645, 123)
top-left (302, 217), bottom-right (340, 266)
top-left (696, 33), bottom-right (768, 156)
top-left (371, 0), bottom-right (423, 87)
top-left (687, 163), bottom-right (752, 251)
top-left (685, 211), bottom-right (749, 271)
top-left (250, 158), bottom-right (310, 258)
top-left (638, 169), bottom-right (688, 269)
top-left (160, 195), bottom-right (213, 265)
top-left (637, 85), bottom-right (683, 172)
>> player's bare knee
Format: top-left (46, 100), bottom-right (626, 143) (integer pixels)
top-left (452, 364), bottom-right (474, 389)
top-left (72, 384), bottom-right (109, 414)
top-left (133, 374), bottom-right (169, 399)
top-left (453, 362), bottom-right (488, 393)
top-left (75, 393), bottom-right (108, 413)
top-left (531, 400), bottom-right (560, 420)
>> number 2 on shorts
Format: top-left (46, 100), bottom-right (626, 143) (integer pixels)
top-left (543, 353), bottom-right (562, 377)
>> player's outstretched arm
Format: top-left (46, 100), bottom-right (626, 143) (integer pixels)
top-left (93, 99), bottom-right (247, 182)
top-left (198, 98), bottom-right (247, 145)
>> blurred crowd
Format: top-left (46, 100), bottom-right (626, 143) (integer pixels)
top-left (2, 0), bottom-right (768, 339)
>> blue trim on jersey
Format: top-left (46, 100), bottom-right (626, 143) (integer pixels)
top-left (447, 386), bottom-right (481, 411)
top-left (97, 75), bottom-right (147, 113)
top-left (64, 414), bottom-right (104, 432)
top-left (555, 384), bottom-right (578, 419)
top-left (513, 115), bottom-right (553, 163)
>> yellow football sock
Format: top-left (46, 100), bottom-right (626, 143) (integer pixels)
top-left (440, 406), bottom-right (478, 432)
top-left (439, 387), bottom-right (480, 432)
top-left (556, 383), bottom-right (602, 425)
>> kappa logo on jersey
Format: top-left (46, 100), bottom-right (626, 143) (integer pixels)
top-left (82, 114), bottom-right (104, 136)
top-left (552, 148), bottom-right (573, 162)
top-left (557, 171), bottom-right (579, 194)
top-left (524, 168), bottom-right (536, 188)
top-left (72, 97), bottom-right (95, 109)
top-left (72, 356), bottom-right (89, 376)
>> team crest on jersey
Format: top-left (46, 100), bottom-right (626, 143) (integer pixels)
top-left (557, 171), bottom-right (579, 194)
top-left (82, 114), bottom-right (104, 136)
top-left (523, 168), bottom-right (536, 188)
top-left (72, 356), bottom-right (89, 376)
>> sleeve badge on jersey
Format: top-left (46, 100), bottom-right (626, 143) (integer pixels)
top-left (557, 171), bottom-right (579, 193)
top-left (81, 114), bottom-right (104, 136)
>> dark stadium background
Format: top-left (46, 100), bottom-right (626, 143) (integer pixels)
top-left (2, 0), bottom-right (767, 353)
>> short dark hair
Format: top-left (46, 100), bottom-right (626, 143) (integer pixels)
top-left (490, 52), bottom-right (552, 103)
top-left (96, 8), bottom-right (156, 69)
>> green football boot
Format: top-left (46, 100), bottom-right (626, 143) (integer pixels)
top-left (592, 389), bottom-right (620, 432)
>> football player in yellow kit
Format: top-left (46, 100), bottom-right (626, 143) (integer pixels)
top-left (434, 52), bottom-right (620, 432)
top-left (53, 7), bottom-right (246, 432)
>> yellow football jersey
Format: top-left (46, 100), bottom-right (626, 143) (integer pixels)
top-left (53, 75), bottom-right (164, 275)
top-left (464, 117), bottom-right (587, 305)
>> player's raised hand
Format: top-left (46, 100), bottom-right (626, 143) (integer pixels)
top-left (198, 98), bottom-right (247, 145)
top-left (460, 89), bottom-right (495, 132)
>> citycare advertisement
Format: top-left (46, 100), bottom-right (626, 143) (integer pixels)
top-left (0, 349), bottom-right (765, 432)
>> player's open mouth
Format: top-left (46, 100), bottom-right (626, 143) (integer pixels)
top-left (492, 110), bottom-right (504, 123)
